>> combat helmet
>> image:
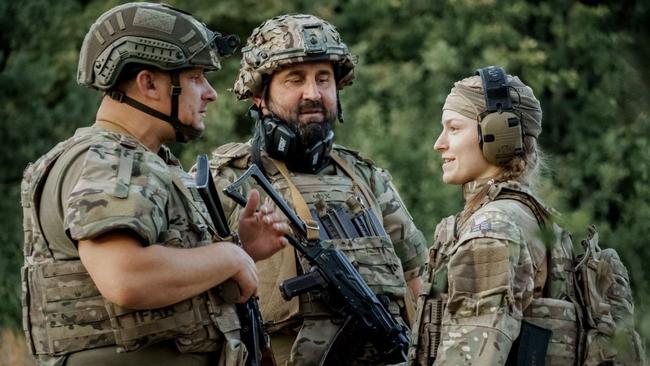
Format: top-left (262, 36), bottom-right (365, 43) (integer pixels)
top-left (77, 2), bottom-right (239, 142)
top-left (233, 14), bottom-right (357, 100)
top-left (78, 2), bottom-right (238, 90)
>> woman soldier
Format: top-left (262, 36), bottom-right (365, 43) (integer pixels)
top-left (409, 66), bottom-right (553, 365)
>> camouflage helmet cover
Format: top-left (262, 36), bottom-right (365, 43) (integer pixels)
top-left (78, 2), bottom-right (237, 90)
top-left (233, 14), bottom-right (357, 100)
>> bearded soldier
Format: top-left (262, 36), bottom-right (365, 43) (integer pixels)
top-left (21, 3), bottom-right (289, 365)
top-left (209, 14), bottom-right (427, 365)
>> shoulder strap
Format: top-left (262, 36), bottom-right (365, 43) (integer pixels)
top-left (330, 152), bottom-right (375, 210)
top-left (268, 158), bottom-right (320, 241)
top-left (490, 184), bottom-right (550, 227)
top-left (31, 135), bottom-right (100, 259)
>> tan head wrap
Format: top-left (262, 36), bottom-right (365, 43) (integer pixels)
top-left (442, 74), bottom-right (542, 138)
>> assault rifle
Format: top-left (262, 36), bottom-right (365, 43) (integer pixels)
top-left (195, 154), bottom-right (275, 366)
top-left (223, 164), bottom-right (409, 364)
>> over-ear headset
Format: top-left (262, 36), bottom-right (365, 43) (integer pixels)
top-left (251, 108), bottom-right (334, 174)
top-left (476, 66), bottom-right (524, 166)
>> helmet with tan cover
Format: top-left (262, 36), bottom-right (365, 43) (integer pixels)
top-left (77, 2), bottom-right (239, 91)
top-left (233, 14), bottom-right (357, 100)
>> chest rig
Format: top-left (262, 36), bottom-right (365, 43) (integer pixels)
top-left (21, 128), bottom-right (240, 358)
top-left (251, 149), bottom-right (408, 331)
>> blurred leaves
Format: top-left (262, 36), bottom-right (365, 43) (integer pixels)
top-left (0, 0), bottom-right (648, 351)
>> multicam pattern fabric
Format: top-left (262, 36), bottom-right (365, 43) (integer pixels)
top-left (233, 14), bottom-right (357, 99)
top-left (21, 126), bottom-right (240, 364)
top-left (210, 141), bottom-right (427, 365)
top-left (411, 180), bottom-right (550, 365)
top-left (64, 133), bottom-right (212, 247)
top-left (411, 180), bottom-right (647, 366)
top-left (576, 228), bottom-right (646, 366)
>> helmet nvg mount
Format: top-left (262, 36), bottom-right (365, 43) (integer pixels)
top-left (233, 14), bottom-right (357, 100)
top-left (77, 2), bottom-right (239, 142)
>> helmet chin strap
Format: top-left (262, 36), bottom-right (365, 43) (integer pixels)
top-left (106, 71), bottom-right (202, 143)
top-left (336, 90), bottom-right (344, 123)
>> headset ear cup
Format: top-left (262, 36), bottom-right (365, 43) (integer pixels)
top-left (263, 117), bottom-right (296, 160)
top-left (479, 111), bottom-right (523, 166)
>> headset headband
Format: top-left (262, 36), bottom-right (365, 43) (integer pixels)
top-left (476, 66), bottom-right (512, 112)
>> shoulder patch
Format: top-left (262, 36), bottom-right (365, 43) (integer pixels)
top-left (456, 206), bottom-right (522, 247)
top-left (470, 219), bottom-right (492, 233)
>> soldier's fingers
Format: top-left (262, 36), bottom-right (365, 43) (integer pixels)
top-left (263, 211), bottom-right (286, 225)
top-left (273, 223), bottom-right (290, 234)
top-left (259, 197), bottom-right (278, 215)
top-left (242, 189), bottom-right (260, 218)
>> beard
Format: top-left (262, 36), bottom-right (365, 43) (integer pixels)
top-left (269, 99), bottom-right (337, 147)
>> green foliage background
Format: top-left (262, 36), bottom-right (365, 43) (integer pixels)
top-left (1, 0), bottom-right (648, 349)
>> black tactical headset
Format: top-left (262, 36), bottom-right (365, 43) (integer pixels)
top-left (476, 66), bottom-right (524, 166)
top-left (250, 106), bottom-right (334, 174)
top-left (259, 113), bottom-right (334, 172)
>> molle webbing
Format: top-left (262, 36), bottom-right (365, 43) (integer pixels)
top-left (106, 291), bottom-right (241, 354)
top-left (412, 295), bottom-right (447, 366)
top-left (330, 153), bottom-right (375, 208)
top-left (523, 297), bottom-right (578, 366)
top-left (22, 133), bottom-right (107, 355)
top-left (27, 258), bottom-right (227, 355)
top-left (26, 260), bottom-right (115, 355)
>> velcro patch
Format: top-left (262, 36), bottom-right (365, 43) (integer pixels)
top-left (449, 242), bottom-right (510, 294)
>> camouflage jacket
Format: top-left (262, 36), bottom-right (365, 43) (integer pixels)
top-left (411, 180), bottom-right (549, 365)
top-left (209, 142), bottom-right (427, 326)
top-left (21, 126), bottom-right (241, 364)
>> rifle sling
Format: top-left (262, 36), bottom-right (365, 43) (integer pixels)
top-left (269, 158), bottom-right (320, 241)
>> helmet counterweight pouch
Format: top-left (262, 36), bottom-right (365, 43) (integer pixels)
top-left (476, 66), bottom-right (524, 166)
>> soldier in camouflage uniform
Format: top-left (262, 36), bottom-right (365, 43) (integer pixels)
top-left (409, 67), bottom-right (557, 365)
top-left (209, 14), bottom-right (428, 365)
top-left (21, 3), bottom-right (289, 365)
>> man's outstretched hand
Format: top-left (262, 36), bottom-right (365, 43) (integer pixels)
top-left (237, 189), bottom-right (290, 261)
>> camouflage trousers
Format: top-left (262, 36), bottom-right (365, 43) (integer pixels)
top-left (270, 317), bottom-right (390, 366)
